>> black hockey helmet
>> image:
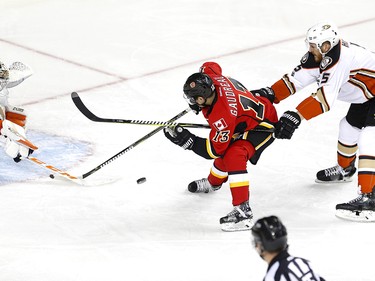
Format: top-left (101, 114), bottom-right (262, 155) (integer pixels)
top-left (251, 216), bottom-right (288, 252)
top-left (183, 72), bottom-right (214, 105)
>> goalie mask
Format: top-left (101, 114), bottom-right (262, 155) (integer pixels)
top-left (0, 62), bottom-right (9, 91)
top-left (252, 216), bottom-right (288, 253)
top-left (305, 22), bottom-right (340, 54)
top-left (183, 73), bottom-right (215, 105)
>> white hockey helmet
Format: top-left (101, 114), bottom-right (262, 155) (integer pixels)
top-left (0, 61), bottom-right (9, 90)
top-left (305, 22), bottom-right (340, 54)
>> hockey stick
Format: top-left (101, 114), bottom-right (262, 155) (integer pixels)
top-left (71, 92), bottom-right (275, 133)
top-left (71, 92), bottom-right (210, 129)
top-left (26, 156), bottom-right (83, 185)
top-left (0, 135), bottom-right (83, 185)
top-left (79, 108), bottom-right (190, 179)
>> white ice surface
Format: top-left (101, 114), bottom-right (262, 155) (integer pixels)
top-left (1, 0), bottom-right (375, 280)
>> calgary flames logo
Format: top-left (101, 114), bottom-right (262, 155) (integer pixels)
top-left (189, 82), bottom-right (196, 88)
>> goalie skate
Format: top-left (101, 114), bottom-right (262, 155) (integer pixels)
top-left (315, 163), bottom-right (356, 183)
top-left (220, 201), bottom-right (254, 232)
top-left (335, 192), bottom-right (375, 222)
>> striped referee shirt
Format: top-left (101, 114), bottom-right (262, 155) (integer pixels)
top-left (264, 250), bottom-right (325, 281)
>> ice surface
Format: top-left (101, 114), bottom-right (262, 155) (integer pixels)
top-left (1, 0), bottom-right (375, 280)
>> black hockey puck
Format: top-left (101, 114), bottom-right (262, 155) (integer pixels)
top-left (137, 177), bottom-right (146, 184)
top-left (49, 174), bottom-right (55, 179)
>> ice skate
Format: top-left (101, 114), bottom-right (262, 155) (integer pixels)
top-left (335, 191), bottom-right (375, 222)
top-left (187, 178), bottom-right (221, 193)
top-left (315, 163), bottom-right (356, 183)
top-left (220, 201), bottom-right (254, 232)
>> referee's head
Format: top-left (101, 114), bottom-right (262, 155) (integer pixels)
top-left (251, 215), bottom-right (288, 258)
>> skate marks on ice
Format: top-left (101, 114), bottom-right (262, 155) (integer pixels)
top-left (0, 130), bottom-right (92, 186)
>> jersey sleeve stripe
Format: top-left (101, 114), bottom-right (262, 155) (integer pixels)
top-left (271, 75), bottom-right (296, 103)
top-left (296, 96), bottom-right (325, 120)
top-left (348, 69), bottom-right (375, 99)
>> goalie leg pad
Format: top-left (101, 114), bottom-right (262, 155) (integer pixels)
top-left (4, 138), bottom-right (21, 158)
top-left (0, 120), bottom-right (38, 150)
top-left (6, 105), bottom-right (27, 127)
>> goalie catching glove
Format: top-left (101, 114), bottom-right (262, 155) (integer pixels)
top-left (163, 125), bottom-right (196, 150)
top-left (0, 119), bottom-right (38, 162)
top-left (275, 110), bottom-right (301, 139)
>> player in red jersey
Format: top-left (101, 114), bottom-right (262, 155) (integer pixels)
top-left (164, 62), bottom-right (278, 231)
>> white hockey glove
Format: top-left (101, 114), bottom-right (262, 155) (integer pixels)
top-left (7, 62), bottom-right (33, 88)
top-left (0, 119), bottom-right (38, 162)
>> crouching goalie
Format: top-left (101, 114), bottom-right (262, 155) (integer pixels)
top-left (0, 61), bottom-right (38, 162)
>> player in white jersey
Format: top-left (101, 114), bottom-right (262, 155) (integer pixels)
top-left (0, 60), bottom-right (37, 163)
top-left (251, 216), bottom-right (325, 281)
top-left (251, 22), bottom-right (375, 221)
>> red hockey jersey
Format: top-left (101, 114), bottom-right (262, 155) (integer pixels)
top-left (198, 62), bottom-right (277, 158)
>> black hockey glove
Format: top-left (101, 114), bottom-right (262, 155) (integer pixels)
top-left (189, 103), bottom-right (201, 115)
top-left (275, 111), bottom-right (301, 139)
top-left (250, 87), bottom-right (275, 103)
top-left (164, 126), bottom-right (196, 150)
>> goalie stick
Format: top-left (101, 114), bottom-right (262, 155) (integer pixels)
top-left (71, 92), bottom-right (210, 129)
top-left (18, 106), bottom-right (187, 183)
top-left (26, 157), bottom-right (116, 186)
top-left (0, 139), bottom-right (83, 185)
top-left (26, 156), bottom-right (84, 185)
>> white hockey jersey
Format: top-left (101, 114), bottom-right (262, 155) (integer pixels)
top-left (0, 62), bottom-right (33, 121)
top-left (271, 40), bottom-right (375, 120)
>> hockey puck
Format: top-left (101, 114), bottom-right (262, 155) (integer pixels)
top-left (49, 174), bottom-right (55, 179)
top-left (137, 177), bottom-right (146, 184)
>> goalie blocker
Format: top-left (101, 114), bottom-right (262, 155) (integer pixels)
top-left (0, 119), bottom-right (38, 162)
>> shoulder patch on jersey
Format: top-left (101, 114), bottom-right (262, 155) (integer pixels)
top-left (320, 41), bottom-right (341, 72)
top-left (301, 52), bottom-right (309, 64)
top-left (300, 52), bottom-right (320, 69)
top-left (213, 118), bottom-right (228, 131)
top-left (320, 56), bottom-right (333, 70)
